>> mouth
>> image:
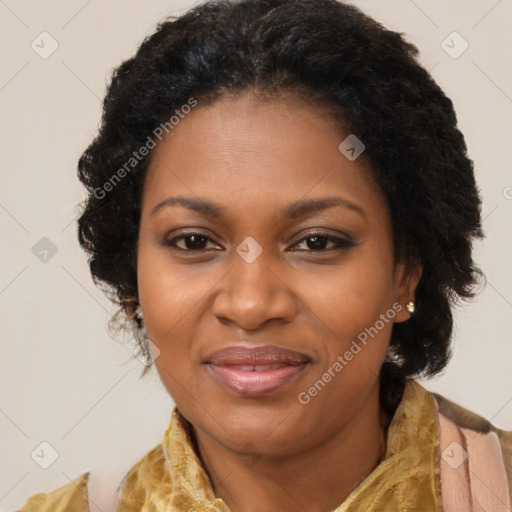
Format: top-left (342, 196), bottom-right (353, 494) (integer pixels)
top-left (204, 345), bottom-right (311, 397)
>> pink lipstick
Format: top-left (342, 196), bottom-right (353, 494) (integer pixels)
top-left (205, 345), bottom-right (310, 397)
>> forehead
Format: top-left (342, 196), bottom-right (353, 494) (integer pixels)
top-left (142, 92), bottom-right (385, 216)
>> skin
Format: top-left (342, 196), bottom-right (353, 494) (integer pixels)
top-left (137, 91), bottom-right (422, 512)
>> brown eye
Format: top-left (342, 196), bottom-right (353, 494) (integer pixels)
top-left (164, 233), bottom-right (219, 251)
top-left (291, 234), bottom-right (355, 252)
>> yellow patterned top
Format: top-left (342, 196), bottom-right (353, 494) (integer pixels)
top-left (16, 379), bottom-right (512, 512)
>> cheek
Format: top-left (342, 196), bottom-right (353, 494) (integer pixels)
top-left (302, 249), bottom-right (397, 397)
top-left (137, 236), bottom-right (213, 331)
top-left (136, 242), bottom-right (227, 402)
top-left (291, 256), bottom-right (396, 433)
top-left (305, 250), bottom-right (395, 336)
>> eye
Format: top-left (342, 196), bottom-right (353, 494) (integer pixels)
top-left (163, 232), bottom-right (355, 253)
top-left (290, 233), bottom-right (355, 252)
top-left (163, 233), bottom-right (221, 252)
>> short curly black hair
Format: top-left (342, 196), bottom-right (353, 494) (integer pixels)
top-left (77, 0), bottom-right (484, 413)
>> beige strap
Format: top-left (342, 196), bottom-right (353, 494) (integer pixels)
top-left (439, 411), bottom-right (474, 511)
top-left (87, 467), bottom-right (127, 512)
top-left (439, 410), bottom-right (510, 512)
top-left (460, 425), bottom-right (511, 512)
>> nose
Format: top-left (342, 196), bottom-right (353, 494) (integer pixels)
top-left (211, 244), bottom-right (297, 331)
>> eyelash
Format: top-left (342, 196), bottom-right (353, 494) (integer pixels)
top-left (162, 232), bottom-right (355, 253)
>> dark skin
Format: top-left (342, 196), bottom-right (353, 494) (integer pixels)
top-left (137, 91), bottom-right (422, 512)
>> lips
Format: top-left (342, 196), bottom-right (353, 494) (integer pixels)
top-left (205, 345), bottom-right (310, 397)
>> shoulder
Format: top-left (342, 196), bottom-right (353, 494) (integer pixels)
top-left (432, 388), bottom-right (512, 442)
top-left (431, 388), bottom-right (512, 490)
top-left (15, 472), bottom-right (90, 512)
top-left (15, 443), bottom-right (168, 512)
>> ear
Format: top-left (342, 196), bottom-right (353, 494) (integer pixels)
top-left (392, 261), bottom-right (422, 323)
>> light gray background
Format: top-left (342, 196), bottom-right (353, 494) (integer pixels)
top-left (1, 0), bottom-right (511, 509)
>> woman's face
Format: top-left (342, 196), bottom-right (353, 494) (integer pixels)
top-left (137, 92), bottom-right (417, 457)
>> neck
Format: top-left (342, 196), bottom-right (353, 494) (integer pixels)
top-left (192, 382), bottom-right (392, 512)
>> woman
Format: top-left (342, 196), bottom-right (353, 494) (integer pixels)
top-left (17, 0), bottom-right (511, 511)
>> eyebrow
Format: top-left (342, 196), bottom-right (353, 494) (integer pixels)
top-left (150, 195), bottom-right (366, 220)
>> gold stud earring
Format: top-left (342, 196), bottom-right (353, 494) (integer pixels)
top-left (406, 301), bottom-right (415, 314)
